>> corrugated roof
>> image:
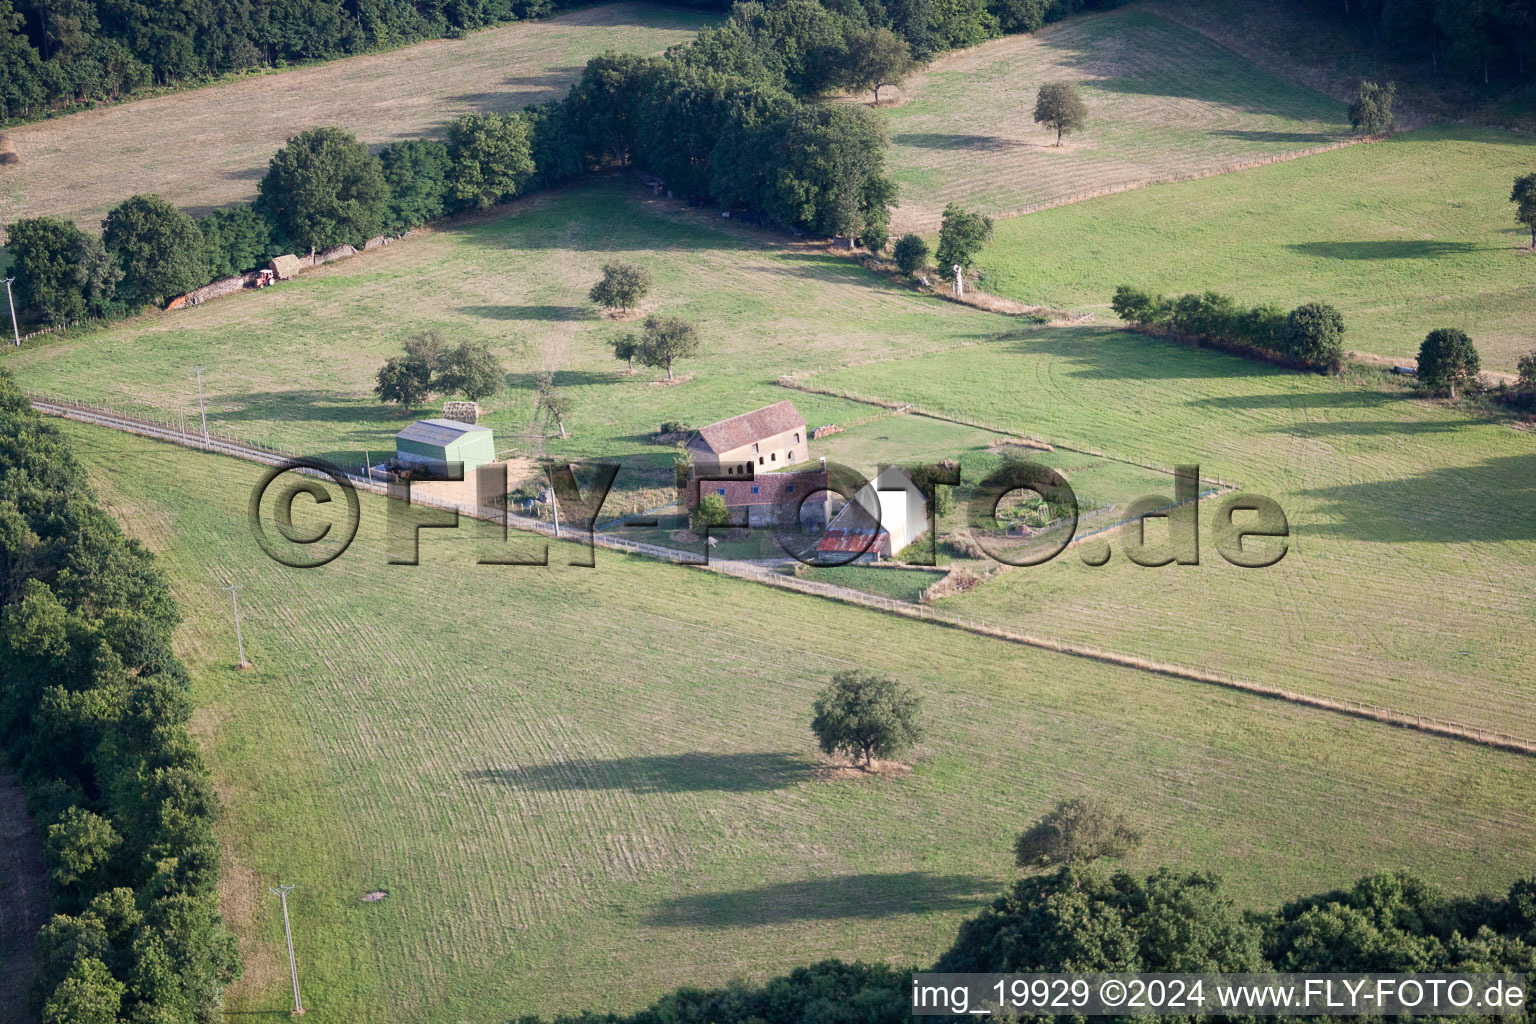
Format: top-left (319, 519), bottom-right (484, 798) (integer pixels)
top-left (688, 401), bottom-right (805, 454)
top-left (396, 418), bottom-right (491, 448)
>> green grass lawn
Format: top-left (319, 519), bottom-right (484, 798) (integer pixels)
top-left (879, 6), bottom-right (1348, 233)
top-left (807, 328), bottom-right (1536, 737)
top-left (966, 125), bottom-right (1536, 369)
top-left (67, 422), bottom-right (1536, 1024)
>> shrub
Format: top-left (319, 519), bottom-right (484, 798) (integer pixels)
top-left (1014, 797), bottom-right (1143, 867)
top-left (1348, 79), bottom-right (1395, 135)
top-left (1113, 285), bottom-right (1347, 373)
top-left (693, 493), bottom-right (732, 530)
top-left (892, 233), bottom-right (929, 275)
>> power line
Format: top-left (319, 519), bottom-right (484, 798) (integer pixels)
top-left (3, 277), bottom-right (18, 347)
top-left (224, 584), bottom-right (250, 669)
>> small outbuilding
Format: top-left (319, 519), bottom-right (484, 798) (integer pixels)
top-left (395, 418), bottom-right (496, 475)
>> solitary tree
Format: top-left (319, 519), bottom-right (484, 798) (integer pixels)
top-left (540, 388), bottom-right (572, 438)
top-left (1284, 302), bottom-right (1346, 373)
top-left (1511, 172), bottom-right (1536, 249)
top-left (892, 233), bottom-right (929, 276)
top-left (934, 204), bottom-right (994, 272)
top-left (589, 261), bottom-right (651, 315)
top-left (1417, 328), bottom-right (1481, 399)
top-left (1033, 81), bottom-right (1088, 146)
top-left (637, 315), bottom-right (700, 380)
top-left (101, 194), bottom-right (206, 307)
top-left (436, 340), bottom-right (503, 401)
top-left (1014, 797), bottom-right (1143, 868)
top-left (611, 333), bottom-right (640, 370)
top-left (843, 27), bottom-right (915, 106)
top-left (258, 127), bottom-right (389, 255)
top-left (810, 670), bottom-right (924, 769)
top-left (1348, 80), bottom-right (1395, 135)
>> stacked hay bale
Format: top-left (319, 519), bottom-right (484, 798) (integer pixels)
top-left (0, 134), bottom-right (19, 166)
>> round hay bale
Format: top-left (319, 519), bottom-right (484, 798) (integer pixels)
top-left (0, 135), bottom-right (18, 166)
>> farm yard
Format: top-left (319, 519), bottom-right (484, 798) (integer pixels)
top-left (0, 3), bottom-right (709, 234)
top-left (4, 0), bottom-right (1536, 1022)
top-left (879, 7), bottom-right (1348, 233)
top-left (65, 423), bottom-right (1536, 1021)
top-left (966, 125), bottom-right (1536, 369)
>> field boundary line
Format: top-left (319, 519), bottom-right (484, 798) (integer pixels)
top-left (29, 392), bottom-right (1534, 760)
top-left (775, 375), bottom-right (1243, 490)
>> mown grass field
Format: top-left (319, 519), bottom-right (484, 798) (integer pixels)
top-left (966, 125), bottom-right (1536, 368)
top-left (807, 329), bottom-right (1536, 737)
top-left (0, 3), bottom-right (709, 234)
top-left (879, 7), bottom-right (1348, 233)
top-left (65, 421), bottom-right (1536, 1024)
top-left (0, 180), bottom-right (1011, 467)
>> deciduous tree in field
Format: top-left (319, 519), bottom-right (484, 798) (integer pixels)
top-left (611, 333), bottom-right (640, 371)
top-left (445, 112), bottom-right (535, 210)
top-left (589, 262), bottom-right (651, 314)
top-left (1014, 797), bottom-right (1143, 868)
top-left (1417, 327), bottom-right (1481, 399)
top-left (436, 340), bottom-right (503, 402)
top-left (843, 27), bottom-right (915, 105)
top-left (1033, 81), bottom-right (1088, 146)
top-left (258, 127), bottom-right (389, 255)
top-left (101, 194), bottom-right (206, 306)
top-left (1348, 79), bottom-right (1395, 135)
top-left (810, 670), bottom-right (924, 769)
top-left (540, 388), bottom-right (572, 439)
top-left (1511, 172), bottom-right (1536, 248)
top-left (892, 232), bottom-right (929, 275)
top-left (934, 204), bottom-right (993, 272)
top-left (637, 315), bottom-right (701, 380)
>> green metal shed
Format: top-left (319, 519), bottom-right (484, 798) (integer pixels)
top-left (395, 419), bottom-right (496, 474)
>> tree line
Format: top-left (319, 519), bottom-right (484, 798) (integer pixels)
top-left (1289, 0), bottom-right (1536, 88)
top-left (1111, 286), bottom-right (1348, 374)
top-left (0, 370), bottom-right (241, 1023)
top-left (504, 864), bottom-right (1536, 1024)
top-left (0, 0), bottom-right (1128, 125)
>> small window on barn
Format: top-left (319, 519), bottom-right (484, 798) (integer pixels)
top-left (787, 450), bottom-right (794, 460)
top-left (786, 484), bottom-right (795, 493)
top-left (717, 488), bottom-right (726, 496)
top-left (771, 453), bottom-right (777, 462)
top-left (752, 442), bottom-right (759, 453)
top-left (794, 432), bottom-right (800, 443)
top-left (752, 485), bottom-right (760, 494)
top-left (759, 456), bottom-right (764, 465)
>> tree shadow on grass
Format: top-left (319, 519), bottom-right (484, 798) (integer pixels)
top-left (1210, 128), bottom-right (1339, 144)
top-left (465, 751), bottom-right (822, 794)
top-left (213, 390), bottom-right (402, 426)
top-left (1005, 327), bottom-right (1283, 381)
top-left (457, 304), bottom-right (590, 321)
top-left (1300, 451), bottom-right (1536, 543)
top-left (505, 368), bottom-right (623, 390)
top-left (644, 872), bottom-right (993, 927)
top-left (1287, 240), bottom-right (1485, 260)
top-left (893, 132), bottom-right (1024, 150)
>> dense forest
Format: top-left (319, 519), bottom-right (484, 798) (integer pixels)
top-left (0, 371), bottom-right (239, 1022)
top-left (1294, 0), bottom-right (1536, 87)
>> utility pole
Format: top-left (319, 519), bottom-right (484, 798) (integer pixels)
top-left (3, 277), bottom-right (19, 347)
top-left (953, 264), bottom-right (964, 298)
top-left (224, 584), bottom-right (250, 669)
top-left (270, 884), bottom-right (305, 1016)
top-left (193, 366), bottom-right (209, 447)
top-left (363, 450), bottom-right (374, 485)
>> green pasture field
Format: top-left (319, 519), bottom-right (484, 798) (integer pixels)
top-left (0, 180), bottom-right (1006, 470)
top-left (806, 327), bottom-right (1536, 737)
top-left (879, 7), bottom-right (1348, 233)
top-left (966, 125), bottom-right (1536, 369)
top-left (63, 421), bottom-right (1536, 1024)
